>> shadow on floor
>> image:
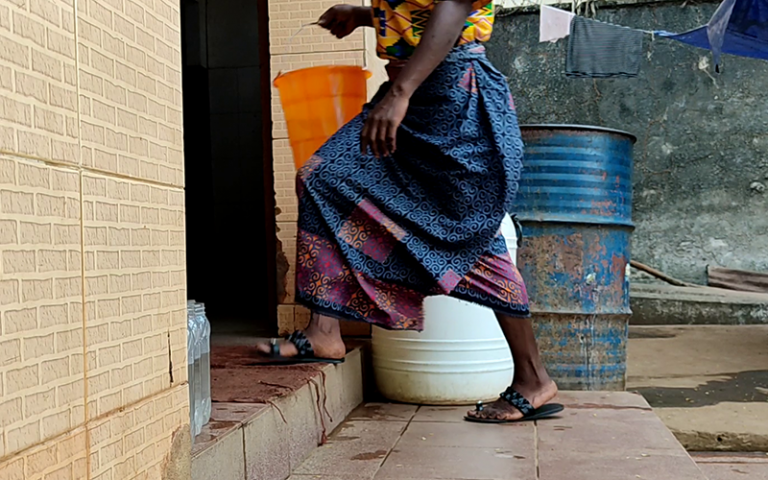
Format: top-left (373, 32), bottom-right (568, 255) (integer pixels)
top-left (629, 329), bottom-right (679, 339)
top-left (633, 370), bottom-right (768, 408)
top-left (211, 318), bottom-right (273, 347)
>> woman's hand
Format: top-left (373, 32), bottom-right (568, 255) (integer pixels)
top-left (360, 92), bottom-right (410, 158)
top-left (357, 0), bottom-right (473, 157)
top-left (318, 5), bottom-right (371, 39)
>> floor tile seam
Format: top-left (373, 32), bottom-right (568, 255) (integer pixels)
top-left (536, 447), bottom-right (695, 456)
top-left (411, 420), bottom-right (470, 423)
top-left (213, 403), bottom-right (272, 426)
top-left (370, 406), bottom-right (418, 478)
top-left (350, 418), bottom-right (418, 422)
top-left (694, 460), bottom-right (768, 464)
top-left (191, 421), bottom-right (247, 459)
top-left (534, 420), bottom-right (540, 480)
top-left (561, 404), bottom-right (654, 412)
top-left (394, 444), bottom-right (538, 450)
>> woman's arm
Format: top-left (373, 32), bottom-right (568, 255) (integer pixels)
top-left (353, 6), bottom-right (374, 27)
top-left (361, 0), bottom-right (475, 157)
top-left (319, 5), bottom-right (373, 38)
top-left (390, 0), bottom-right (474, 98)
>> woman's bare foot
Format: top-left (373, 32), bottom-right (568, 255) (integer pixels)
top-left (469, 314), bottom-right (560, 421)
top-left (466, 378), bottom-right (559, 421)
top-left (255, 314), bottom-right (346, 360)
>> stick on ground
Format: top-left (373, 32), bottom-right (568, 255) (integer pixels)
top-left (630, 260), bottom-right (699, 288)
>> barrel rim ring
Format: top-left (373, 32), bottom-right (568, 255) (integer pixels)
top-left (520, 124), bottom-right (638, 143)
top-left (273, 65), bottom-right (371, 87)
top-left (513, 217), bottom-right (636, 228)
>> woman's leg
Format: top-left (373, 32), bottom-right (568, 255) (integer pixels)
top-left (255, 314), bottom-right (346, 360)
top-left (467, 314), bottom-right (559, 420)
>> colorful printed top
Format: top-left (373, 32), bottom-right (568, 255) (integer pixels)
top-left (372, 0), bottom-right (494, 60)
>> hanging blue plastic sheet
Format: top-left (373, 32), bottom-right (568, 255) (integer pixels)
top-left (656, 0), bottom-right (768, 70)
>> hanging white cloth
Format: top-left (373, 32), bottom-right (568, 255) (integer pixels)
top-left (539, 5), bottom-right (576, 43)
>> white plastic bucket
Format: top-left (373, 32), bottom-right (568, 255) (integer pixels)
top-left (372, 214), bottom-right (518, 405)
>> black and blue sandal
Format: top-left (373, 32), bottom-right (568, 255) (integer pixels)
top-left (464, 386), bottom-right (564, 423)
top-left (258, 330), bottom-right (345, 365)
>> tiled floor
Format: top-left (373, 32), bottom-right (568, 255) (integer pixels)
top-left (288, 392), bottom-right (709, 480)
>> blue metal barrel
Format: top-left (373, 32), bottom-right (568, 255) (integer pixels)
top-left (511, 125), bottom-right (636, 391)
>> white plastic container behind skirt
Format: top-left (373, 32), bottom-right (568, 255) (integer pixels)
top-left (372, 214), bottom-right (518, 405)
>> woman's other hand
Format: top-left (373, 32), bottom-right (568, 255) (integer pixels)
top-left (361, 91), bottom-right (409, 158)
top-left (318, 5), bottom-right (371, 39)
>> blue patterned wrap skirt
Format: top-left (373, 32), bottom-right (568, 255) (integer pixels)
top-left (295, 43), bottom-right (529, 331)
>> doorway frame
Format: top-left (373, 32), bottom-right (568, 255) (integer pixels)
top-left (258, 0), bottom-right (278, 330)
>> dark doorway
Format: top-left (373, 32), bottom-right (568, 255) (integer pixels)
top-left (180, 0), bottom-right (276, 336)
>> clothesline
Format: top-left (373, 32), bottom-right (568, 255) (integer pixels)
top-left (538, 4), bottom-right (667, 44)
top-left (538, 0), bottom-right (768, 74)
top-left (537, 4), bottom-right (646, 77)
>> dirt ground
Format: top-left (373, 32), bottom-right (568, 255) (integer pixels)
top-left (628, 325), bottom-right (768, 452)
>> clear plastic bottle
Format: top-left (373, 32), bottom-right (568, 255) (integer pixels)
top-left (186, 301), bottom-right (197, 438)
top-left (197, 302), bottom-right (212, 426)
top-left (192, 303), bottom-right (203, 436)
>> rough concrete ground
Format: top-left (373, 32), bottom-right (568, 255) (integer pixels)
top-left (628, 325), bottom-right (768, 451)
top-left (692, 453), bottom-right (768, 480)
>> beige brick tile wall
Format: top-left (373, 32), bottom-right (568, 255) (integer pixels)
top-left (76, 0), bottom-right (184, 187)
top-left (276, 304), bottom-right (294, 336)
top-left (0, 384), bottom-right (187, 480)
top-left (0, 0), bottom-right (189, 476)
top-left (268, 0), bottom-right (364, 55)
top-left (0, 155), bottom-right (84, 456)
top-left (81, 172), bottom-right (186, 420)
top-left (276, 304), bottom-right (311, 336)
top-left (0, 426), bottom-right (87, 480)
top-left (275, 220), bottom-right (297, 303)
top-left (0, 0), bottom-right (79, 164)
top-left (87, 384), bottom-right (187, 480)
top-left (0, 0), bottom-right (389, 469)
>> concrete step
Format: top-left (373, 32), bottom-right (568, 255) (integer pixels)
top-left (289, 391), bottom-right (708, 480)
top-left (631, 283), bottom-right (768, 325)
top-left (190, 348), bottom-right (364, 480)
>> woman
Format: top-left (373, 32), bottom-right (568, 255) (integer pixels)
top-left (258, 0), bottom-right (562, 423)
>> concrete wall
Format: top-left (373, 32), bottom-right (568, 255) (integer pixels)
top-left (487, 0), bottom-right (768, 284)
top-left (0, 0), bottom-right (189, 478)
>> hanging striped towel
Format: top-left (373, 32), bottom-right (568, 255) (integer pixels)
top-left (565, 16), bottom-right (643, 78)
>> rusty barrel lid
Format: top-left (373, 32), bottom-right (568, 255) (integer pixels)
top-left (520, 124), bottom-right (638, 143)
top-left (512, 124), bottom-right (636, 227)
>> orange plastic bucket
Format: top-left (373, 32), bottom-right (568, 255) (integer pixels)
top-left (274, 66), bottom-right (371, 170)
